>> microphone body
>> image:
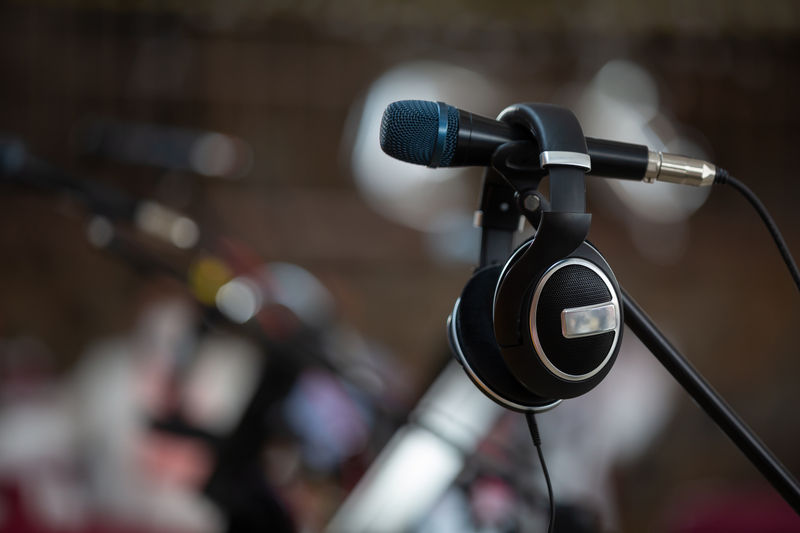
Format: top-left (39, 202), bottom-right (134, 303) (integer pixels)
top-left (451, 108), bottom-right (649, 180)
top-left (1, 137), bottom-right (199, 249)
top-left (76, 120), bottom-right (252, 179)
top-left (380, 100), bottom-right (717, 187)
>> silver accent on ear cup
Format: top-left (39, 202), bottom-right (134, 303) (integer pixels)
top-left (529, 258), bottom-right (621, 382)
top-left (561, 302), bottom-right (618, 339)
top-left (449, 298), bottom-right (561, 413)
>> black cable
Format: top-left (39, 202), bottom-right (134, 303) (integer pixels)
top-left (714, 169), bottom-right (800, 292)
top-left (525, 412), bottom-right (554, 533)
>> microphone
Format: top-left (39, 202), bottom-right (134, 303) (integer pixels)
top-left (380, 100), bottom-right (718, 187)
top-left (1, 137), bottom-right (199, 249)
top-left (75, 120), bottom-right (253, 179)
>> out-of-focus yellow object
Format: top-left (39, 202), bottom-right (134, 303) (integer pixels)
top-left (188, 256), bottom-right (233, 306)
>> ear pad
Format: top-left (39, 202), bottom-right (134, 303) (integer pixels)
top-left (448, 265), bottom-right (560, 412)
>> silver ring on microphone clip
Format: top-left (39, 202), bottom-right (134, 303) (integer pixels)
top-left (428, 101), bottom-right (448, 168)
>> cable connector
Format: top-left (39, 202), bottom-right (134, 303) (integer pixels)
top-left (525, 412), bottom-right (542, 447)
top-left (644, 151), bottom-right (716, 186)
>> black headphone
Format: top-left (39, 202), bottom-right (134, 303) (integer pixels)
top-left (447, 103), bottom-right (623, 412)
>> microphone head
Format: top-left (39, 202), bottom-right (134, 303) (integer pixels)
top-left (0, 137), bottom-right (26, 176)
top-left (380, 100), bottom-right (459, 167)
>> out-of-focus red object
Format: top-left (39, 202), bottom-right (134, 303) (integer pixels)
top-left (668, 488), bottom-right (800, 533)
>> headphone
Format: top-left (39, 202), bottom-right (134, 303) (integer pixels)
top-left (447, 103), bottom-right (623, 412)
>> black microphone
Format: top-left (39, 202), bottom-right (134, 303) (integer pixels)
top-left (380, 100), bottom-right (718, 187)
top-left (1, 137), bottom-right (199, 249)
top-left (75, 120), bottom-right (252, 179)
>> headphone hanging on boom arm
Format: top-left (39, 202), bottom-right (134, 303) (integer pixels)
top-left (447, 103), bottom-right (623, 412)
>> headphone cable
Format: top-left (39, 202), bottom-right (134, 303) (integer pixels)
top-left (525, 412), bottom-right (554, 533)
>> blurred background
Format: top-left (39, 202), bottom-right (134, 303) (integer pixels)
top-left (1, 1), bottom-right (799, 532)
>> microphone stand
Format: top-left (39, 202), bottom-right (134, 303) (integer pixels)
top-left (481, 140), bottom-right (800, 515)
top-left (621, 290), bottom-right (800, 512)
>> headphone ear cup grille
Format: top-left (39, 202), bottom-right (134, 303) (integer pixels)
top-left (534, 264), bottom-right (615, 376)
top-left (452, 266), bottom-right (558, 412)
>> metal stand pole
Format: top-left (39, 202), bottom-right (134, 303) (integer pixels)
top-left (622, 289), bottom-right (800, 513)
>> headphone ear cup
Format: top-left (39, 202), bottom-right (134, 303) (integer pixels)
top-left (449, 265), bottom-right (560, 412)
top-left (497, 241), bottom-right (623, 400)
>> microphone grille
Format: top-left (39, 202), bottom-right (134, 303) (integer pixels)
top-left (380, 100), bottom-right (459, 167)
top-left (0, 138), bottom-right (26, 176)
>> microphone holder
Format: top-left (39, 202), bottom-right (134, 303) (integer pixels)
top-left (482, 134), bottom-right (800, 515)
